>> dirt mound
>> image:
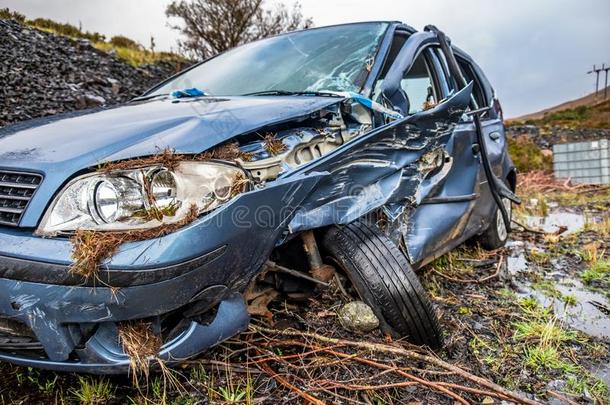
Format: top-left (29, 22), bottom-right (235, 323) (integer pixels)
top-left (0, 19), bottom-right (186, 127)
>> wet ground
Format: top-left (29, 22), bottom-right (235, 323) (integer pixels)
top-left (509, 208), bottom-right (610, 340)
top-left (0, 187), bottom-right (608, 404)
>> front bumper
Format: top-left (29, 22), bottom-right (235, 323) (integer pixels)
top-left (0, 175), bottom-right (322, 373)
top-left (0, 289), bottom-right (249, 374)
top-left (0, 254), bottom-right (248, 371)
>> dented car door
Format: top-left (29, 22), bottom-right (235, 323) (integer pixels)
top-left (377, 31), bottom-right (482, 267)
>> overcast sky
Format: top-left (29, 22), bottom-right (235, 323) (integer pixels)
top-left (2, 0), bottom-right (609, 117)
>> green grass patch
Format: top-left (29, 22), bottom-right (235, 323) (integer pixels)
top-left (566, 374), bottom-right (609, 402)
top-left (540, 105), bottom-right (591, 125)
top-left (70, 376), bottom-right (113, 404)
top-left (513, 318), bottom-right (577, 344)
top-left (531, 279), bottom-right (562, 299)
top-left (507, 137), bottom-right (552, 173)
top-left (581, 259), bottom-right (610, 285)
top-left (511, 98), bottom-right (610, 129)
top-left (561, 294), bottom-right (578, 307)
top-left (523, 346), bottom-right (578, 373)
top-left (518, 296), bottom-right (540, 311)
top-left (513, 301), bottom-right (584, 378)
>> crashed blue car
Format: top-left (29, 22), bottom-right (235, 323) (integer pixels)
top-left (0, 21), bottom-right (518, 373)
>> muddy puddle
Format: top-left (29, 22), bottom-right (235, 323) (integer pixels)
top-left (523, 206), bottom-right (600, 234)
top-left (510, 209), bottom-right (609, 342)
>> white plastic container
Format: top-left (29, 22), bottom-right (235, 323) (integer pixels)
top-left (553, 139), bottom-right (609, 184)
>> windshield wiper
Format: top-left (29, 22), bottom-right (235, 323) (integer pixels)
top-left (132, 93), bottom-right (170, 102)
top-left (242, 90), bottom-right (343, 97)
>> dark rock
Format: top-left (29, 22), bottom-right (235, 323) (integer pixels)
top-left (0, 19), bottom-right (189, 128)
top-left (506, 125), bottom-right (610, 148)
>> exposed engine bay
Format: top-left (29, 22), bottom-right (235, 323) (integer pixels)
top-left (236, 99), bottom-right (378, 182)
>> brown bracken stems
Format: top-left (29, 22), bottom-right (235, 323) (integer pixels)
top-left (250, 325), bottom-right (542, 405)
top-left (320, 348), bottom-right (469, 405)
top-left (258, 361), bottom-right (327, 405)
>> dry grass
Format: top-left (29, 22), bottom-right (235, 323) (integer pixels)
top-left (118, 322), bottom-right (185, 400)
top-left (133, 202), bottom-right (180, 222)
top-left (197, 141), bottom-right (253, 162)
top-left (70, 205), bottom-right (198, 278)
top-left (98, 148), bottom-right (183, 173)
top-left (92, 41), bottom-right (185, 68)
top-left (99, 143), bottom-right (252, 174)
top-left (517, 170), bottom-right (604, 194)
top-left (230, 172), bottom-right (251, 199)
top-left (263, 133), bottom-right (287, 156)
top-left (118, 321), bottom-right (162, 379)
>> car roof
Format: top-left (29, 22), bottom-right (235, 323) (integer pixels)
top-left (268, 20), bottom-right (405, 38)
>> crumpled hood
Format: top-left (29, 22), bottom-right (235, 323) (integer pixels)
top-left (0, 95), bottom-right (341, 227)
top-left (0, 95), bottom-right (341, 171)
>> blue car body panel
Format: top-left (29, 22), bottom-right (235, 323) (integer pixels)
top-left (0, 21), bottom-right (516, 373)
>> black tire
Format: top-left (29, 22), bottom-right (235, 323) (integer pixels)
top-left (474, 197), bottom-right (512, 250)
top-left (320, 221), bottom-right (443, 348)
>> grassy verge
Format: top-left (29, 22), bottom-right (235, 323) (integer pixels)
top-left (509, 99), bottom-right (610, 129)
top-left (507, 136), bottom-right (553, 173)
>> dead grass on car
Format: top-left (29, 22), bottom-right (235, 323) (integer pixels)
top-left (263, 133), bottom-right (287, 156)
top-left (117, 321), bottom-right (162, 380)
top-left (70, 205), bottom-right (198, 278)
top-left (98, 142), bottom-right (252, 173)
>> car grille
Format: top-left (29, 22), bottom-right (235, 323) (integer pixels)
top-left (0, 170), bottom-right (43, 226)
top-left (0, 316), bottom-right (45, 354)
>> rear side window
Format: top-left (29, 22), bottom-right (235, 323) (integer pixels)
top-left (456, 57), bottom-right (488, 108)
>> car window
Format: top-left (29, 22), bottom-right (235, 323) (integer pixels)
top-left (456, 57), bottom-right (487, 109)
top-left (472, 62), bottom-right (495, 105)
top-left (401, 52), bottom-right (438, 114)
top-left (431, 48), bottom-right (451, 97)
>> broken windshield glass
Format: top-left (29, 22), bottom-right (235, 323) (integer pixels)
top-left (149, 23), bottom-right (389, 97)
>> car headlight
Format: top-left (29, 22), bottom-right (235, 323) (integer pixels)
top-left (36, 161), bottom-right (248, 235)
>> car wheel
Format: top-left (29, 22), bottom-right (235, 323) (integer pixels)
top-left (475, 197), bottom-right (512, 250)
top-left (320, 221), bottom-right (444, 348)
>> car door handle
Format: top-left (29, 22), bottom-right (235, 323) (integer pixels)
top-left (489, 132), bottom-right (501, 141)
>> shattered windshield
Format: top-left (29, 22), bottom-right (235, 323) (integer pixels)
top-left (150, 23), bottom-right (389, 96)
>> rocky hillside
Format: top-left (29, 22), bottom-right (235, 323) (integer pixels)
top-left (505, 97), bottom-right (609, 173)
top-left (0, 19), bottom-right (189, 127)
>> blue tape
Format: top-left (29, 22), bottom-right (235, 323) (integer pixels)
top-left (171, 88), bottom-right (207, 98)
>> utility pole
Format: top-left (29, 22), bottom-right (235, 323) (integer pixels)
top-left (587, 64), bottom-right (604, 99)
top-left (603, 64), bottom-right (610, 100)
